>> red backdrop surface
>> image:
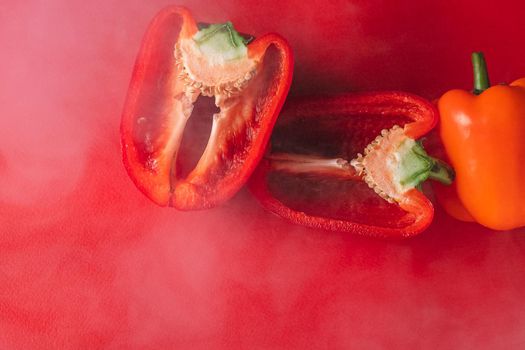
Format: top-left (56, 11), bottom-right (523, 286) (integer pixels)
top-left (1, 1), bottom-right (525, 349)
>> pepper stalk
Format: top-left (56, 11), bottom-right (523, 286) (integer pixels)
top-left (472, 52), bottom-right (490, 94)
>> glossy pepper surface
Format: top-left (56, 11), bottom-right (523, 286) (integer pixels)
top-left (437, 53), bottom-right (525, 230)
top-left (249, 92), bottom-right (454, 238)
top-left (121, 6), bottom-right (293, 209)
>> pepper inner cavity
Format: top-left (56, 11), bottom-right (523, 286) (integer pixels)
top-left (175, 95), bottom-right (219, 180)
top-left (269, 124), bottom-right (455, 204)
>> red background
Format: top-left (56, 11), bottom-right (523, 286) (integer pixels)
top-left (2, 1), bottom-right (525, 348)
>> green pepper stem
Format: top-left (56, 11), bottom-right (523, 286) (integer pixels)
top-left (192, 22), bottom-right (249, 62)
top-left (428, 158), bottom-right (455, 185)
top-left (400, 142), bottom-right (455, 189)
top-left (472, 52), bottom-right (490, 94)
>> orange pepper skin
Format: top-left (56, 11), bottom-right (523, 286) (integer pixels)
top-left (438, 78), bottom-right (525, 230)
top-left (433, 181), bottom-right (475, 223)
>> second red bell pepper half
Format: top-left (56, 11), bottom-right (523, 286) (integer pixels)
top-left (121, 6), bottom-right (293, 209)
top-left (248, 92), bottom-right (454, 238)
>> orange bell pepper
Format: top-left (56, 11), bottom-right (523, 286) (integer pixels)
top-left (437, 52), bottom-right (525, 230)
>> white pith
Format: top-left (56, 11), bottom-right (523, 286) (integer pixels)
top-left (268, 153), bottom-right (355, 179)
top-left (174, 39), bottom-right (258, 100)
top-left (350, 125), bottom-right (413, 203)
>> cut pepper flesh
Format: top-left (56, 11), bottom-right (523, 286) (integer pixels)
top-left (249, 93), bottom-right (453, 238)
top-left (121, 7), bottom-right (293, 209)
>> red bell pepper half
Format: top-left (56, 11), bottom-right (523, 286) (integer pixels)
top-left (121, 6), bottom-right (293, 209)
top-left (248, 93), bottom-right (454, 238)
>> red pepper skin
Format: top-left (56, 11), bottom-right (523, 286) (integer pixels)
top-left (248, 92), bottom-right (438, 238)
top-left (121, 6), bottom-right (293, 209)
